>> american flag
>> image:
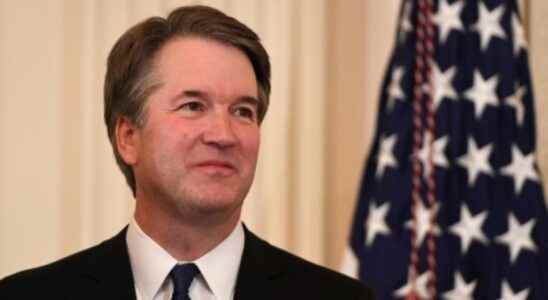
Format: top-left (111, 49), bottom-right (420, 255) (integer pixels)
top-left (349, 0), bottom-right (548, 299)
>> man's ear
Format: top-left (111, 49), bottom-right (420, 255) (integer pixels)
top-left (116, 117), bottom-right (140, 165)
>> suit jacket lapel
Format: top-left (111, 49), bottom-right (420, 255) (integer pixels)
top-left (234, 226), bottom-right (284, 300)
top-left (70, 225), bottom-right (285, 300)
top-left (77, 227), bottom-right (137, 300)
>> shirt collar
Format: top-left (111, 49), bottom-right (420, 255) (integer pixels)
top-left (126, 218), bottom-right (244, 300)
top-left (194, 221), bottom-right (244, 300)
top-left (127, 218), bottom-right (177, 300)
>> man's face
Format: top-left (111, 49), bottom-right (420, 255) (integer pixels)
top-left (129, 37), bottom-right (260, 220)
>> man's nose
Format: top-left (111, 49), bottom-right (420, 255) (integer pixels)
top-left (202, 112), bottom-right (238, 148)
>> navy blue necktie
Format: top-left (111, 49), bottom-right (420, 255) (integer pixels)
top-left (170, 263), bottom-right (199, 300)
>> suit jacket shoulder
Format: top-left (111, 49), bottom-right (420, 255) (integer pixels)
top-left (235, 227), bottom-right (374, 300)
top-left (0, 228), bottom-right (136, 300)
top-left (0, 226), bottom-right (374, 300)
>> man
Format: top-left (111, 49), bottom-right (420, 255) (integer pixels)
top-left (0, 6), bottom-right (373, 300)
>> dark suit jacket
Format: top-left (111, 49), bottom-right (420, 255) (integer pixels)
top-left (0, 226), bottom-right (373, 299)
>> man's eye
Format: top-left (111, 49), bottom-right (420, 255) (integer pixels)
top-left (180, 101), bottom-right (204, 112)
top-left (234, 106), bottom-right (256, 121)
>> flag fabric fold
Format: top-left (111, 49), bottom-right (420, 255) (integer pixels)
top-left (349, 0), bottom-right (548, 299)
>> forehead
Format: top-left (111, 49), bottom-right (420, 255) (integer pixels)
top-left (152, 37), bottom-right (258, 98)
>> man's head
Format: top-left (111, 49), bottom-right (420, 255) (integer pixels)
top-left (104, 5), bottom-right (270, 198)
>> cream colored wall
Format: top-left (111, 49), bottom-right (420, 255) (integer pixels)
top-left (324, 0), bottom-right (399, 269)
top-left (0, 0), bottom-right (65, 273)
top-left (530, 1), bottom-right (548, 190)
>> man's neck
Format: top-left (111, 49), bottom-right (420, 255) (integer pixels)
top-left (134, 200), bottom-right (241, 262)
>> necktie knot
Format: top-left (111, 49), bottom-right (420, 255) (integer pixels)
top-left (170, 263), bottom-right (199, 300)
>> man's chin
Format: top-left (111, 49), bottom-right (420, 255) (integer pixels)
top-left (181, 192), bottom-right (244, 215)
top-left (195, 199), bottom-right (241, 213)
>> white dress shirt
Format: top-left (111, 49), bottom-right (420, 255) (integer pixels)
top-left (126, 218), bottom-right (245, 300)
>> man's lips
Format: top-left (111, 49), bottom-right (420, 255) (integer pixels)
top-left (192, 160), bottom-right (237, 174)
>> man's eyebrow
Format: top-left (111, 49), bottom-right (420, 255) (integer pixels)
top-left (172, 89), bottom-right (207, 101)
top-left (239, 95), bottom-right (260, 107)
top-left (172, 89), bottom-right (259, 106)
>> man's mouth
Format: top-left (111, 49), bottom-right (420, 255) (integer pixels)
top-left (193, 160), bottom-right (237, 175)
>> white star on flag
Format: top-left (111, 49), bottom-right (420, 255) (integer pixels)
top-left (511, 13), bottom-right (528, 56)
top-left (504, 84), bottom-right (527, 127)
top-left (500, 145), bottom-right (538, 195)
top-left (495, 213), bottom-right (537, 264)
top-left (394, 271), bottom-right (430, 299)
top-left (464, 70), bottom-right (499, 120)
top-left (498, 280), bottom-right (530, 300)
top-left (386, 67), bottom-right (406, 112)
top-left (405, 201), bottom-right (440, 247)
top-left (433, 0), bottom-right (464, 44)
top-left (376, 134), bottom-right (398, 179)
top-left (457, 137), bottom-right (494, 187)
top-left (399, 0), bottom-right (413, 43)
top-left (364, 201), bottom-right (391, 247)
top-left (443, 272), bottom-right (477, 300)
top-left (449, 204), bottom-right (488, 254)
top-left (432, 63), bottom-right (458, 111)
top-left (416, 133), bottom-right (449, 178)
top-left (472, 2), bottom-right (506, 50)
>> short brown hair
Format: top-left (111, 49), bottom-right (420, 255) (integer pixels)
top-left (104, 5), bottom-right (271, 196)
